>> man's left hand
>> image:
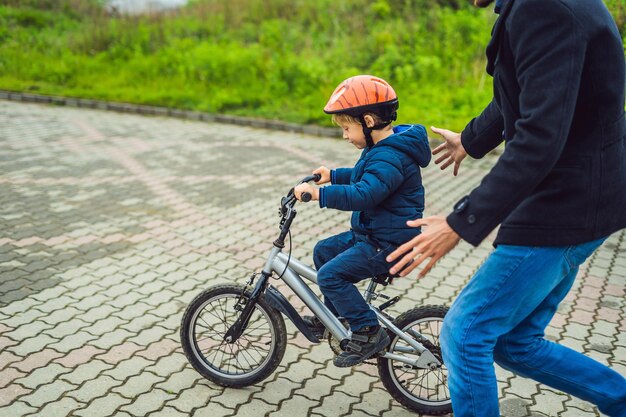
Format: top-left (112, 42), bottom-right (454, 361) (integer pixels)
top-left (386, 216), bottom-right (461, 277)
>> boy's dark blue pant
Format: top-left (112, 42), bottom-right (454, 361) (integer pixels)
top-left (313, 230), bottom-right (396, 332)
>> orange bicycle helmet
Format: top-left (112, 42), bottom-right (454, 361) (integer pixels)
top-left (324, 75), bottom-right (399, 147)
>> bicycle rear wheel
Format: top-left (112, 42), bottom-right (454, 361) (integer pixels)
top-left (378, 305), bottom-right (452, 415)
top-left (180, 284), bottom-right (287, 387)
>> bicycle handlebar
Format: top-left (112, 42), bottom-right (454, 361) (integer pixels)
top-left (295, 173), bottom-right (321, 204)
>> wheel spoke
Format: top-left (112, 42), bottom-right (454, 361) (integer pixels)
top-left (235, 339), bottom-right (261, 369)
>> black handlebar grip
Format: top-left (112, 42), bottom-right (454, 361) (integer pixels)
top-left (301, 192), bottom-right (312, 202)
top-left (313, 173), bottom-right (321, 182)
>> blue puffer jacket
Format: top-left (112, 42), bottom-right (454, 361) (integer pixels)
top-left (319, 124), bottom-right (431, 246)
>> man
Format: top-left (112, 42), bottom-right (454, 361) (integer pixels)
top-left (387, 0), bottom-right (626, 416)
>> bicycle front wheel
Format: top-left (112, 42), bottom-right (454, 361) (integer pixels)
top-left (180, 284), bottom-right (287, 388)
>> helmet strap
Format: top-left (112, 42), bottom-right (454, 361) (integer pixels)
top-left (359, 115), bottom-right (392, 148)
top-left (358, 114), bottom-right (374, 148)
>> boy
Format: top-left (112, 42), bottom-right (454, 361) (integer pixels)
top-left (294, 75), bottom-right (431, 367)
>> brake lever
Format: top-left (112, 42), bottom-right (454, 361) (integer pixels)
top-left (299, 173), bottom-right (322, 184)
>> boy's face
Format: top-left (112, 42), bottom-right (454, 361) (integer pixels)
top-left (339, 121), bottom-right (367, 149)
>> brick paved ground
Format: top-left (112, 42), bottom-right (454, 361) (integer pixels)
top-left (0, 100), bottom-right (624, 417)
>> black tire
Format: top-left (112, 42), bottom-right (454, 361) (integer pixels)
top-left (378, 305), bottom-right (452, 415)
top-left (180, 284), bottom-right (287, 388)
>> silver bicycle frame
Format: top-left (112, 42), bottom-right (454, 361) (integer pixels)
top-left (262, 247), bottom-right (441, 369)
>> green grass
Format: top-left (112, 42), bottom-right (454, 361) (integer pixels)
top-left (1, 0), bottom-right (624, 131)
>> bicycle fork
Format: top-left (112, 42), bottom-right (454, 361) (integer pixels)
top-left (223, 272), bottom-right (270, 344)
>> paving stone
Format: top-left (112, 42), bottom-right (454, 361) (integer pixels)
top-left (90, 328), bottom-right (135, 350)
top-left (564, 395), bottom-right (602, 414)
top-left (46, 330), bottom-right (99, 353)
top-left (529, 389), bottom-right (568, 416)
top-left (146, 405), bottom-right (189, 417)
top-left (44, 317), bottom-right (90, 339)
top-left (135, 337), bottom-right (179, 361)
top-left (10, 349), bottom-right (65, 373)
top-left (0, 400), bottom-right (37, 416)
top-left (97, 341), bottom-right (143, 365)
top-left (14, 363), bottom-right (71, 390)
top-left (110, 370), bottom-right (165, 397)
top-left (119, 388), bottom-right (176, 416)
top-left (154, 368), bottom-right (201, 393)
top-left (73, 393), bottom-right (133, 417)
top-left (296, 374), bottom-right (337, 401)
top-left (334, 371), bottom-right (378, 398)
top-left (342, 410), bottom-right (379, 417)
top-left (111, 302), bottom-right (153, 321)
top-left (279, 358), bottom-right (325, 383)
top-left (67, 375), bottom-right (122, 403)
top-left (269, 394), bottom-right (318, 417)
top-left (380, 405), bottom-right (428, 417)
top-left (19, 380), bottom-right (75, 408)
top-left (352, 387), bottom-right (392, 415)
top-left (591, 319), bottom-right (619, 338)
top-left (192, 401), bottom-right (235, 417)
top-left (164, 384), bottom-right (218, 413)
top-left (243, 377), bottom-right (297, 406)
top-left (558, 407), bottom-right (598, 417)
top-left (504, 375), bottom-right (540, 399)
top-left (102, 356), bottom-right (153, 381)
top-left (76, 304), bottom-right (118, 322)
top-left (38, 306), bottom-right (83, 326)
top-left (2, 307), bottom-right (49, 329)
top-left (119, 314), bottom-right (162, 333)
top-left (0, 350), bottom-right (20, 372)
top-left (34, 295), bottom-right (76, 314)
top-left (143, 352), bottom-right (187, 377)
top-left (83, 315), bottom-right (127, 336)
top-left (54, 345), bottom-right (105, 368)
top-left (0, 368), bottom-right (26, 388)
top-left (211, 384), bottom-right (263, 409)
top-left (59, 359), bottom-right (114, 385)
top-left (311, 390), bottom-right (359, 416)
top-left (0, 297), bottom-right (44, 316)
top-left (500, 395), bottom-right (532, 417)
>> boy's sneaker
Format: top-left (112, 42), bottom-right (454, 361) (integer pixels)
top-left (302, 315), bottom-right (326, 339)
top-left (333, 325), bottom-right (390, 367)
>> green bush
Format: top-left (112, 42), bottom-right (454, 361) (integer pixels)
top-left (0, 0), bottom-right (623, 131)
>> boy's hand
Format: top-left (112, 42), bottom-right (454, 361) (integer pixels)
top-left (431, 126), bottom-right (467, 176)
top-left (294, 184), bottom-right (319, 201)
top-left (312, 166), bottom-right (331, 184)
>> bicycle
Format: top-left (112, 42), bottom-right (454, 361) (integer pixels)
top-left (180, 175), bottom-right (452, 415)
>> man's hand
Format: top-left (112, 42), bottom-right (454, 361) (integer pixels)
top-left (294, 183), bottom-right (319, 201)
top-left (386, 216), bottom-right (461, 278)
top-left (431, 126), bottom-right (467, 176)
top-left (312, 166), bottom-right (331, 184)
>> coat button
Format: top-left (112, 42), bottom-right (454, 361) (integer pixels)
top-left (467, 214), bottom-right (476, 224)
top-left (454, 196), bottom-right (469, 213)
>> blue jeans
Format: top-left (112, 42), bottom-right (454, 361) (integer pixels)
top-left (313, 231), bottom-right (396, 332)
top-left (440, 238), bottom-right (626, 417)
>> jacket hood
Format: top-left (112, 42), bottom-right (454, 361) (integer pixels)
top-left (375, 124), bottom-right (431, 167)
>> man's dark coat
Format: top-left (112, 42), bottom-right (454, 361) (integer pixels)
top-left (447, 0), bottom-right (626, 247)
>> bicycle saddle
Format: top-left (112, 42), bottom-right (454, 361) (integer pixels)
top-left (373, 260), bottom-right (414, 286)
